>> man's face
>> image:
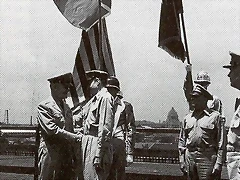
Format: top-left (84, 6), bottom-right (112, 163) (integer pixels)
top-left (88, 77), bottom-right (101, 96)
top-left (197, 82), bottom-right (210, 89)
top-left (192, 94), bottom-right (208, 111)
top-left (52, 83), bottom-right (70, 99)
top-left (228, 66), bottom-right (240, 90)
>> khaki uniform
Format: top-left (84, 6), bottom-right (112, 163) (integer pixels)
top-left (75, 88), bottom-right (115, 180)
top-left (37, 97), bottom-right (76, 180)
top-left (227, 105), bottom-right (240, 180)
top-left (107, 99), bottom-right (136, 180)
top-left (179, 108), bottom-right (226, 180)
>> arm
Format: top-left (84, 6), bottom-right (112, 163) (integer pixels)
top-left (183, 64), bottom-right (194, 110)
top-left (213, 115), bottom-right (226, 173)
top-left (178, 119), bottom-right (187, 174)
top-left (37, 103), bottom-right (81, 142)
top-left (124, 102), bottom-right (136, 156)
top-left (94, 95), bottom-right (114, 163)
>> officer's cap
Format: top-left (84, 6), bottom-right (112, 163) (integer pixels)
top-left (47, 73), bottom-right (73, 85)
top-left (106, 76), bottom-right (120, 91)
top-left (85, 70), bottom-right (108, 81)
top-left (223, 51), bottom-right (240, 69)
top-left (191, 84), bottom-right (213, 100)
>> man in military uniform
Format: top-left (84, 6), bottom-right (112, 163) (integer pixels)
top-left (223, 52), bottom-right (240, 180)
top-left (74, 70), bottom-right (115, 180)
top-left (184, 65), bottom-right (223, 114)
top-left (105, 76), bottom-right (136, 180)
top-left (179, 84), bottom-right (226, 180)
top-left (37, 73), bottom-right (82, 180)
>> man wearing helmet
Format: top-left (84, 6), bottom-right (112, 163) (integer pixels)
top-left (184, 64), bottom-right (223, 114)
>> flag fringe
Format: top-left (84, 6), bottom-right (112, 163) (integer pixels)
top-left (159, 45), bottom-right (185, 62)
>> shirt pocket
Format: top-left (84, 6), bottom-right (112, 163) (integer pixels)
top-left (185, 123), bottom-right (194, 135)
top-left (199, 123), bottom-right (215, 130)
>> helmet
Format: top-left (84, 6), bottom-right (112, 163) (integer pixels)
top-left (194, 71), bottom-right (211, 84)
top-left (106, 76), bottom-right (120, 91)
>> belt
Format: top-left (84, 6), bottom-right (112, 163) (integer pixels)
top-left (188, 147), bottom-right (216, 152)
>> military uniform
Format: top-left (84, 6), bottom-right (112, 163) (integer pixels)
top-left (224, 52), bottom-right (240, 180)
top-left (37, 73), bottom-right (81, 180)
top-left (179, 85), bottom-right (226, 180)
top-left (107, 99), bottom-right (136, 180)
top-left (37, 97), bottom-right (77, 180)
top-left (75, 87), bottom-right (115, 180)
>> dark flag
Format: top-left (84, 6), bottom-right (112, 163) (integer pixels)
top-left (158, 0), bottom-right (186, 62)
top-left (53, 0), bottom-right (111, 31)
top-left (67, 19), bottom-right (115, 108)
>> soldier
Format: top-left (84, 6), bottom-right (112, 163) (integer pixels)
top-left (179, 84), bottom-right (226, 180)
top-left (37, 73), bottom-right (82, 180)
top-left (184, 64), bottom-right (223, 114)
top-left (75, 70), bottom-right (115, 180)
top-left (223, 52), bottom-right (240, 180)
top-left (105, 76), bottom-right (136, 180)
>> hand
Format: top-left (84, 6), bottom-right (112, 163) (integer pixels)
top-left (180, 162), bottom-right (188, 175)
top-left (212, 163), bottom-right (222, 176)
top-left (185, 64), bottom-right (192, 72)
top-left (72, 133), bottom-right (82, 143)
top-left (126, 155), bottom-right (133, 166)
top-left (93, 156), bottom-right (101, 171)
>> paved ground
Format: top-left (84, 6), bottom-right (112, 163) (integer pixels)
top-left (0, 155), bottom-right (230, 180)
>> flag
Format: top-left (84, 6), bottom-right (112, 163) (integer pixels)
top-left (53, 0), bottom-right (111, 31)
top-left (158, 0), bottom-right (186, 62)
top-left (67, 19), bottom-right (115, 108)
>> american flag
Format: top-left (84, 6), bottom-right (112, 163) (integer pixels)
top-left (67, 19), bottom-right (115, 108)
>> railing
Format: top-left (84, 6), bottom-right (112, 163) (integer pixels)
top-left (0, 125), bottom-right (40, 180)
top-left (0, 126), bottom-right (229, 179)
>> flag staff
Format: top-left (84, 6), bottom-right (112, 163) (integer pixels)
top-left (180, 12), bottom-right (191, 65)
top-left (98, 0), bottom-right (104, 69)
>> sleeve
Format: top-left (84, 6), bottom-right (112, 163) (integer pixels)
top-left (95, 95), bottom-right (114, 158)
top-left (178, 119), bottom-right (187, 163)
top-left (124, 102), bottom-right (136, 155)
top-left (211, 97), bottom-right (223, 115)
top-left (37, 103), bottom-right (77, 141)
top-left (227, 107), bottom-right (240, 151)
top-left (183, 71), bottom-right (194, 110)
top-left (215, 115), bottom-right (226, 166)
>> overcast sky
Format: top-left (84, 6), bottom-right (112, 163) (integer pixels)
top-left (0, 0), bottom-right (240, 125)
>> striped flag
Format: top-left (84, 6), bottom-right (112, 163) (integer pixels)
top-left (67, 19), bottom-right (115, 108)
top-left (53, 0), bottom-right (111, 31)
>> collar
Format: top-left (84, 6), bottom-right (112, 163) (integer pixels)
top-left (191, 108), bottom-right (211, 117)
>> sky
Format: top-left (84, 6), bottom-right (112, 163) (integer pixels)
top-left (0, 0), bottom-right (240, 125)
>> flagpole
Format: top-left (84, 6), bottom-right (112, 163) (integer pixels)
top-left (98, 0), bottom-right (104, 69)
top-left (180, 12), bottom-right (190, 65)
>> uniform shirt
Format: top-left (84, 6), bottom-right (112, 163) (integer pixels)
top-left (113, 99), bottom-right (136, 155)
top-left (179, 108), bottom-right (226, 165)
top-left (227, 105), bottom-right (240, 152)
top-left (37, 96), bottom-right (75, 145)
top-left (76, 87), bottom-right (115, 158)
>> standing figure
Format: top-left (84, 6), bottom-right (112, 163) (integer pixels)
top-left (224, 52), bottom-right (240, 180)
top-left (75, 70), bottom-right (115, 180)
top-left (37, 73), bottom-right (82, 180)
top-left (179, 84), bottom-right (226, 180)
top-left (184, 64), bottom-right (223, 114)
top-left (105, 76), bottom-right (136, 180)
